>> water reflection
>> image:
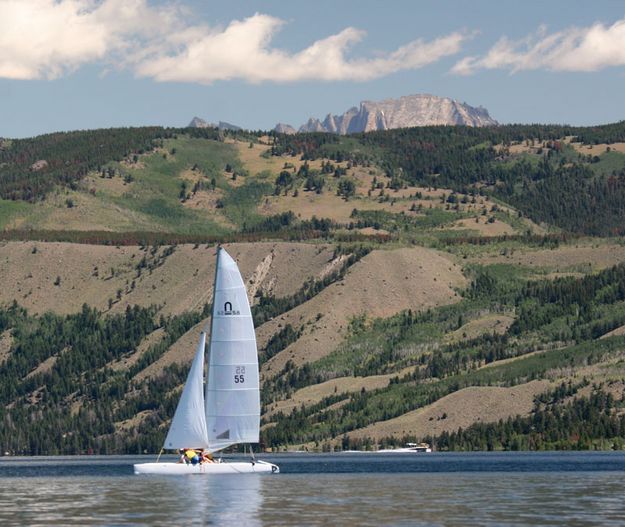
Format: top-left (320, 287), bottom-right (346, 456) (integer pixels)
top-left (0, 459), bottom-right (263, 526)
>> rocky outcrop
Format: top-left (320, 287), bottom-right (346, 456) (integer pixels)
top-left (299, 118), bottom-right (326, 133)
top-left (187, 117), bottom-right (242, 131)
top-left (216, 121), bottom-right (242, 131)
top-left (276, 94), bottom-right (497, 134)
top-left (273, 123), bottom-right (297, 135)
top-left (30, 160), bottom-right (48, 171)
top-left (188, 116), bottom-right (210, 128)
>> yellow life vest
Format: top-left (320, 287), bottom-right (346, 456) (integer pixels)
top-left (185, 449), bottom-right (197, 460)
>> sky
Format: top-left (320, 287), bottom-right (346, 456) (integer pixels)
top-left (1, 0), bottom-right (625, 137)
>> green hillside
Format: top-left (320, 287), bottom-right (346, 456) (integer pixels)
top-left (2, 121), bottom-right (625, 239)
top-left (2, 122), bottom-right (625, 454)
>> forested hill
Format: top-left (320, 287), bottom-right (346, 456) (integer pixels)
top-left (2, 121), bottom-right (625, 454)
top-left (0, 128), bottom-right (170, 201)
top-left (3, 120), bottom-right (625, 237)
top-left (270, 121), bottom-right (625, 236)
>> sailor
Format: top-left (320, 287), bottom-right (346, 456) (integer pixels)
top-left (201, 450), bottom-right (214, 463)
top-left (184, 448), bottom-right (199, 465)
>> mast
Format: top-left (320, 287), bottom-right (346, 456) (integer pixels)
top-left (204, 245), bottom-right (221, 433)
top-left (204, 246), bottom-right (221, 446)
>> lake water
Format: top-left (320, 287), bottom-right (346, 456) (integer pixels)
top-left (1, 452), bottom-right (624, 526)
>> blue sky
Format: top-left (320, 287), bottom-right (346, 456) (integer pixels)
top-left (1, 0), bottom-right (625, 137)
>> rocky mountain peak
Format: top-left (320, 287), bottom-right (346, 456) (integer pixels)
top-left (188, 116), bottom-right (210, 128)
top-left (187, 117), bottom-right (242, 131)
top-left (274, 123), bottom-right (297, 135)
top-left (275, 94), bottom-right (497, 134)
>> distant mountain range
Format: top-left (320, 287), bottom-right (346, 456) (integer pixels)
top-left (188, 94), bottom-right (498, 135)
top-left (278, 94), bottom-right (498, 134)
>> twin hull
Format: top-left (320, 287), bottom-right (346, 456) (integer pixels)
top-left (133, 460), bottom-right (279, 475)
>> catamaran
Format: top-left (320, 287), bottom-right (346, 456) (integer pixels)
top-left (134, 248), bottom-right (279, 475)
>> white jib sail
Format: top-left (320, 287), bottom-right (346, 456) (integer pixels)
top-left (205, 248), bottom-right (260, 452)
top-left (163, 332), bottom-right (210, 450)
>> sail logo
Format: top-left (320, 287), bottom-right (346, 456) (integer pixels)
top-left (217, 301), bottom-right (240, 316)
top-left (216, 429), bottom-right (230, 439)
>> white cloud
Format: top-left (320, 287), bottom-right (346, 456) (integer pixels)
top-left (452, 18), bottom-right (625, 75)
top-left (0, 0), bottom-right (180, 80)
top-left (135, 13), bottom-right (467, 84)
top-left (0, 2), bottom-right (467, 83)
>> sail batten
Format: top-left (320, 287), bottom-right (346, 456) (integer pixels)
top-left (211, 339), bottom-right (256, 345)
top-left (205, 248), bottom-right (260, 453)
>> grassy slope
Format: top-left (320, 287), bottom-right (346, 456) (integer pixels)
top-left (0, 136), bottom-right (244, 235)
top-left (0, 134), bottom-right (530, 239)
top-left (0, 241), bottom-right (335, 316)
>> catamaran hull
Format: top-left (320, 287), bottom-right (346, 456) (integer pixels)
top-left (133, 460), bottom-right (279, 475)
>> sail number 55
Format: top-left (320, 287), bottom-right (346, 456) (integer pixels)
top-left (234, 366), bottom-right (246, 384)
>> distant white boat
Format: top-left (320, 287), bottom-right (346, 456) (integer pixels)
top-left (134, 248), bottom-right (279, 475)
top-left (377, 443), bottom-right (432, 453)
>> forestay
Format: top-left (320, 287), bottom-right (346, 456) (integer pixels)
top-left (163, 332), bottom-right (210, 450)
top-left (205, 248), bottom-right (260, 453)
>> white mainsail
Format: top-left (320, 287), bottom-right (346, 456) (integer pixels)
top-left (205, 248), bottom-right (261, 452)
top-left (163, 332), bottom-right (210, 450)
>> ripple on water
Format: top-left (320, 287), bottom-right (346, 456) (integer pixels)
top-left (0, 453), bottom-right (624, 526)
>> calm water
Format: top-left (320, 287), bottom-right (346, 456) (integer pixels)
top-left (1, 452), bottom-right (624, 526)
